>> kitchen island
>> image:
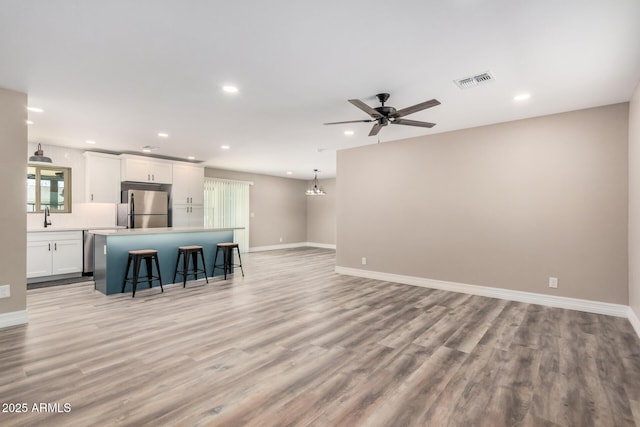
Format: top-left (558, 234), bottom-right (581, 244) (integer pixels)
top-left (90, 227), bottom-right (241, 295)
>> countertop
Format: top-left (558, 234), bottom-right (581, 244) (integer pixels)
top-left (88, 227), bottom-right (243, 236)
top-left (27, 226), bottom-right (125, 233)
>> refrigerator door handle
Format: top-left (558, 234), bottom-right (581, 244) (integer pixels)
top-left (130, 192), bottom-right (135, 229)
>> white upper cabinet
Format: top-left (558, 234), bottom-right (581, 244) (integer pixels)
top-left (84, 152), bottom-right (121, 203)
top-left (121, 155), bottom-right (173, 184)
top-left (172, 163), bottom-right (204, 205)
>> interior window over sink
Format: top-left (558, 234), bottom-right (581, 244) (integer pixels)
top-left (27, 165), bottom-right (72, 213)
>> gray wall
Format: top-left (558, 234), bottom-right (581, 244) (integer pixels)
top-left (306, 178), bottom-right (336, 246)
top-left (0, 88), bottom-right (27, 318)
top-left (629, 82), bottom-right (640, 319)
top-left (337, 103), bottom-right (629, 305)
top-left (205, 168), bottom-right (308, 248)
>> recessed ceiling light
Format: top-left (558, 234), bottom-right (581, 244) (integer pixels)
top-left (85, 140), bottom-right (96, 145)
top-left (27, 106), bottom-right (44, 113)
top-left (157, 132), bottom-right (169, 138)
top-left (286, 171), bottom-right (293, 175)
top-left (142, 148), bottom-right (152, 153)
top-left (344, 130), bottom-right (354, 136)
top-left (187, 156), bottom-right (195, 160)
top-left (222, 85), bottom-right (239, 94)
top-left (514, 93), bottom-right (531, 101)
top-left (26, 120), bottom-right (34, 125)
top-left (221, 145), bottom-right (230, 150)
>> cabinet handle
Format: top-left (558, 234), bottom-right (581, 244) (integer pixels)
top-left (91, 194), bottom-right (94, 201)
top-left (48, 243), bottom-right (51, 251)
top-left (54, 243), bottom-right (57, 251)
top-left (152, 174), bottom-right (155, 181)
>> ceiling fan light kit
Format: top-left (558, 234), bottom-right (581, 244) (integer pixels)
top-left (306, 169), bottom-right (326, 196)
top-left (325, 93), bottom-right (440, 136)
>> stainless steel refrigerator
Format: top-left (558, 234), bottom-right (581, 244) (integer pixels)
top-left (118, 189), bottom-right (169, 228)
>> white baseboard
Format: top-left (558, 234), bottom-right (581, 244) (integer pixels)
top-left (0, 310), bottom-right (29, 329)
top-left (305, 242), bottom-right (337, 250)
top-left (250, 242), bottom-right (336, 252)
top-left (249, 242), bottom-right (308, 252)
top-left (335, 266), bottom-right (629, 318)
top-left (629, 307), bottom-right (640, 338)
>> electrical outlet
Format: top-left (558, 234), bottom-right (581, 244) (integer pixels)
top-left (0, 285), bottom-right (10, 299)
top-left (362, 257), bottom-right (367, 265)
top-left (549, 277), bottom-right (558, 288)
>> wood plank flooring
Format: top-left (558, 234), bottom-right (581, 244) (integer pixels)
top-left (1, 247), bottom-right (639, 426)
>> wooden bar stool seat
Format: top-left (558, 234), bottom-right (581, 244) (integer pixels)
top-left (122, 249), bottom-right (163, 297)
top-left (173, 245), bottom-right (208, 287)
top-left (212, 242), bottom-right (244, 280)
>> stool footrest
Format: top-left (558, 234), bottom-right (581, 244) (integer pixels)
top-left (122, 250), bottom-right (163, 298)
top-left (173, 246), bottom-right (209, 288)
top-left (212, 243), bottom-right (245, 280)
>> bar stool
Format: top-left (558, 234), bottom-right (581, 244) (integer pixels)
top-left (173, 245), bottom-right (208, 287)
top-left (212, 242), bottom-right (244, 280)
top-left (122, 249), bottom-right (163, 297)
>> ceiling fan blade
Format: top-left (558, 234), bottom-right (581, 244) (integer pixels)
top-left (392, 118), bottom-right (436, 128)
top-left (324, 119), bottom-right (374, 125)
top-left (348, 99), bottom-right (383, 119)
top-left (368, 123), bottom-right (383, 136)
top-left (391, 99), bottom-right (441, 118)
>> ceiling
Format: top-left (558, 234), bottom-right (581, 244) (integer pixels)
top-left (1, 1), bottom-right (639, 180)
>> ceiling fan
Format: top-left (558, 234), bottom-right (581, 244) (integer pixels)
top-left (324, 93), bottom-right (441, 136)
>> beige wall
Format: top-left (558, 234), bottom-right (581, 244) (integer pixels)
top-left (205, 168), bottom-right (308, 248)
top-left (0, 88), bottom-right (27, 318)
top-left (629, 82), bottom-right (640, 319)
top-left (337, 103), bottom-right (629, 304)
top-left (306, 178), bottom-right (336, 245)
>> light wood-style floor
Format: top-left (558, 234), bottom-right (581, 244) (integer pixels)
top-left (1, 247), bottom-right (640, 426)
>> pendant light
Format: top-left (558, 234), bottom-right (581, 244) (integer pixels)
top-left (29, 143), bottom-right (52, 163)
top-left (306, 169), bottom-right (326, 196)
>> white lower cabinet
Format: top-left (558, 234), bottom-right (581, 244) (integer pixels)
top-left (172, 205), bottom-right (204, 227)
top-left (27, 231), bottom-right (83, 279)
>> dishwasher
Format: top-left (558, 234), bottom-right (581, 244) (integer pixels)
top-left (83, 230), bottom-right (95, 275)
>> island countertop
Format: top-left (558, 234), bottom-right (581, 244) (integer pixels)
top-left (88, 226), bottom-right (243, 236)
top-left (93, 227), bottom-right (240, 295)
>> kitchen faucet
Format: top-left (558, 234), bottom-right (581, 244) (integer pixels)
top-left (44, 206), bottom-right (51, 228)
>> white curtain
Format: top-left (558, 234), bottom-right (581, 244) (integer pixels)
top-left (204, 178), bottom-right (250, 253)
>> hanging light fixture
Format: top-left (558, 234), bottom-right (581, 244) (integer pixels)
top-left (306, 169), bottom-right (326, 196)
top-left (29, 143), bottom-right (52, 163)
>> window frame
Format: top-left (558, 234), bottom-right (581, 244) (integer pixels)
top-left (27, 164), bottom-right (73, 213)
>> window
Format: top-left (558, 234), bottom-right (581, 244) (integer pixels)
top-left (204, 178), bottom-right (250, 252)
top-left (27, 165), bottom-right (72, 213)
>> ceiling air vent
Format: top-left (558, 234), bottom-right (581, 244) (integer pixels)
top-left (454, 71), bottom-right (495, 89)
